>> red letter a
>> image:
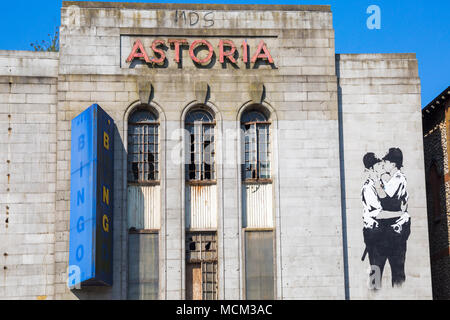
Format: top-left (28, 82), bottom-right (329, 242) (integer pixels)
top-left (126, 39), bottom-right (150, 63)
top-left (251, 40), bottom-right (274, 64)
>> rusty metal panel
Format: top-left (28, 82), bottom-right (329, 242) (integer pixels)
top-left (128, 233), bottom-right (159, 300)
top-left (242, 184), bottom-right (273, 228)
top-left (127, 185), bottom-right (161, 230)
top-left (245, 231), bottom-right (274, 300)
top-left (186, 263), bottom-right (202, 300)
top-left (186, 185), bottom-right (217, 230)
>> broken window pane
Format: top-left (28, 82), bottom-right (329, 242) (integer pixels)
top-left (185, 108), bottom-right (215, 181)
top-left (128, 108), bottom-right (159, 183)
top-left (185, 232), bottom-right (218, 300)
top-left (241, 110), bottom-right (271, 181)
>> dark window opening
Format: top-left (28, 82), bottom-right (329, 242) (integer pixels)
top-left (132, 163), bottom-right (139, 181)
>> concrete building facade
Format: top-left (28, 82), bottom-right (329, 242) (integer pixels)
top-left (0, 1), bottom-right (432, 300)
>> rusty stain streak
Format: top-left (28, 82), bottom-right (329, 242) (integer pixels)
top-left (3, 251), bottom-right (6, 286)
top-left (127, 185), bottom-right (161, 230)
top-left (188, 184), bottom-right (217, 229)
top-left (37, 295), bottom-right (47, 300)
top-left (6, 108), bottom-right (10, 228)
top-left (8, 113), bottom-right (11, 136)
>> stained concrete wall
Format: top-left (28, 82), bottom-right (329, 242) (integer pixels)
top-left (337, 53), bottom-right (433, 299)
top-left (0, 51), bottom-right (59, 299)
top-left (0, 1), bottom-right (435, 300)
top-left (54, 2), bottom-right (344, 299)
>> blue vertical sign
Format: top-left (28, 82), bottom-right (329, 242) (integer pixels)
top-left (69, 104), bottom-right (114, 287)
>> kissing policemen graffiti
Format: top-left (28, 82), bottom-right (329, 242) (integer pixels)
top-left (361, 148), bottom-right (411, 290)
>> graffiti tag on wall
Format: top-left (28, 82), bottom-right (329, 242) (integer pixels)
top-left (174, 10), bottom-right (215, 28)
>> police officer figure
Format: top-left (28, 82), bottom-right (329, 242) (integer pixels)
top-left (362, 148), bottom-right (411, 288)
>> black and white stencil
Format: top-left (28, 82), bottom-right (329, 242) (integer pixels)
top-left (361, 148), bottom-right (411, 289)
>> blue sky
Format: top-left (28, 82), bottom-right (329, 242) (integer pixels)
top-left (0, 0), bottom-right (448, 107)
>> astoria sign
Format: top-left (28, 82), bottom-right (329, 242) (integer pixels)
top-left (126, 39), bottom-right (275, 68)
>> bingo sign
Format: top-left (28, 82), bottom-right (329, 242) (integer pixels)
top-left (69, 104), bottom-right (114, 287)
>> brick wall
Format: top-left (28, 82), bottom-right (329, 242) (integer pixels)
top-left (423, 101), bottom-right (450, 300)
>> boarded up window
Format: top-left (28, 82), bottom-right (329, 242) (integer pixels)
top-left (186, 232), bottom-right (218, 300)
top-left (128, 233), bottom-right (159, 300)
top-left (245, 231), bottom-right (274, 300)
top-left (186, 264), bottom-right (202, 300)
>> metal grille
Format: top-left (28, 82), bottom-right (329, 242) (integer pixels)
top-left (186, 109), bottom-right (215, 181)
top-left (242, 122), bottom-right (271, 181)
top-left (186, 232), bottom-right (218, 300)
top-left (128, 109), bottom-right (159, 183)
top-left (202, 262), bottom-right (218, 300)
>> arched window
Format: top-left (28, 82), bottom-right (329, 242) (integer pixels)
top-left (127, 106), bottom-right (160, 300)
top-left (184, 107), bottom-right (218, 300)
top-left (241, 106), bottom-right (274, 300)
top-left (241, 109), bottom-right (271, 181)
top-left (128, 108), bottom-right (159, 183)
top-left (185, 108), bottom-right (215, 181)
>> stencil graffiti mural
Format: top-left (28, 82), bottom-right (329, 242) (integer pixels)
top-left (361, 148), bottom-right (411, 289)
